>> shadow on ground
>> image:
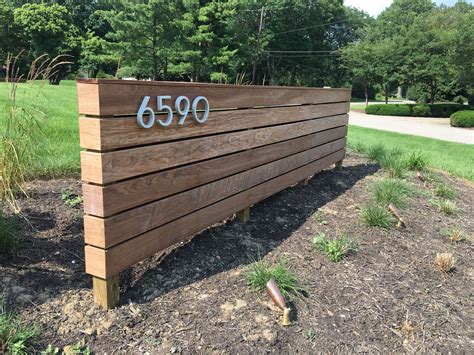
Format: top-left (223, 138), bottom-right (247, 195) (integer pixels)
top-left (121, 162), bottom-right (378, 304)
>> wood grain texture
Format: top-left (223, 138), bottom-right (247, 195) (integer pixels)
top-left (82, 126), bottom-right (348, 217)
top-left (85, 149), bottom-right (345, 278)
top-left (79, 102), bottom-right (349, 150)
top-left (81, 114), bottom-right (348, 184)
top-left (84, 138), bottom-right (346, 248)
top-left (76, 79), bottom-right (351, 116)
top-left (92, 275), bottom-right (120, 309)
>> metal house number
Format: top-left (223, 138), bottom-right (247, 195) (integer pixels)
top-left (137, 95), bottom-right (210, 129)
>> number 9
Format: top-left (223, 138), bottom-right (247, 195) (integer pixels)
top-left (192, 96), bottom-right (210, 123)
top-left (175, 96), bottom-right (191, 125)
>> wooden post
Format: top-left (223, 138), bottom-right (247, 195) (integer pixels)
top-left (93, 275), bottom-right (120, 309)
top-left (297, 177), bottom-right (310, 186)
top-left (335, 159), bottom-right (343, 170)
top-left (236, 207), bottom-right (250, 223)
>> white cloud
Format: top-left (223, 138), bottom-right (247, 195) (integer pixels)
top-left (344, 0), bottom-right (393, 17)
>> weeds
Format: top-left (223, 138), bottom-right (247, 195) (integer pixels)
top-left (434, 184), bottom-right (456, 199)
top-left (0, 300), bottom-right (39, 354)
top-left (431, 199), bottom-right (459, 215)
top-left (61, 189), bottom-right (83, 208)
top-left (371, 178), bottom-right (411, 208)
top-left (361, 204), bottom-right (394, 228)
top-left (434, 253), bottom-right (455, 273)
top-left (405, 151), bottom-right (428, 171)
top-left (311, 232), bottom-right (356, 262)
top-left (441, 227), bottom-right (465, 243)
top-left (245, 257), bottom-right (306, 298)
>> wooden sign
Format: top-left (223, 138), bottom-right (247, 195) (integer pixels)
top-left (77, 79), bottom-right (351, 308)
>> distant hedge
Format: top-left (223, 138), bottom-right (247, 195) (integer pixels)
top-left (365, 103), bottom-right (472, 118)
top-left (450, 111), bottom-right (474, 128)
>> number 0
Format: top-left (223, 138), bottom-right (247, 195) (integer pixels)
top-left (192, 96), bottom-right (209, 123)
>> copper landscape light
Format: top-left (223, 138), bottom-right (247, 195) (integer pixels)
top-left (266, 278), bottom-right (291, 326)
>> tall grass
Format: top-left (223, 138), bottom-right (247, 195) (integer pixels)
top-left (1, 53), bottom-right (71, 212)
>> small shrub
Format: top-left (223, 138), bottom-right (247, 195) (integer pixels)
top-left (431, 199), bottom-right (459, 215)
top-left (434, 184), bottom-right (456, 199)
top-left (441, 227), bottom-right (465, 243)
top-left (371, 178), bottom-right (411, 208)
top-left (412, 104), bottom-right (431, 117)
top-left (365, 104), bottom-right (412, 116)
top-left (431, 104), bottom-right (470, 118)
top-left (434, 252), bottom-right (455, 273)
top-left (405, 151), bottom-right (428, 171)
top-left (245, 258), bottom-right (306, 298)
top-left (0, 300), bottom-right (39, 353)
top-left (353, 141), bottom-right (366, 153)
top-left (361, 205), bottom-right (393, 228)
top-left (453, 95), bottom-right (466, 105)
top-left (450, 110), bottom-right (474, 128)
top-left (61, 189), bottom-right (83, 208)
top-left (311, 232), bottom-right (356, 262)
top-left (365, 144), bottom-right (386, 162)
top-left (0, 213), bottom-right (19, 254)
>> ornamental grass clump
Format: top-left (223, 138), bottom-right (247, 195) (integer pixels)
top-left (245, 257), bottom-right (306, 299)
top-left (434, 253), bottom-right (455, 273)
top-left (361, 204), bottom-right (394, 229)
top-left (311, 232), bottom-right (356, 262)
top-left (371, 178), bottom-right (411, 208)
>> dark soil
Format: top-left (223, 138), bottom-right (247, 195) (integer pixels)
top-left (1, 152), bottom-right (473, 353)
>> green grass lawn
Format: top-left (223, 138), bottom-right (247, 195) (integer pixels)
top-left (1, 81), bottom-right (473, 181)
top-left (0, 80), bottom-right (79, 178)
top-left (348, 125), bottom-right (474, 181)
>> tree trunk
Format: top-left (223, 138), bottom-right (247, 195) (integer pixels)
top-left (163, 56), bottom-right (168, 81)
top-left (152, 15), bottom-right (158, 81)
top-left (385, 84), bottom-right (388, 104)
top-left (365, 85), bottom-right (369, 107)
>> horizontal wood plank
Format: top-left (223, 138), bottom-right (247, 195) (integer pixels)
top-left (81, 114), bottom-right (348, 184)
top-left (85, 149), bottom-right (345, 278)
top-left (84, 138), bottom-right (346, 248)
top-left (79, 102), bottom-right (349, 150)
top-left (83, 126), bottom-right (348, 217)
top-left (77, 79), bottom-right (351, 116)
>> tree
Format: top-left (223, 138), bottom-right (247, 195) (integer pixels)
top-left (106, 1), bottom-right (179, 81)
top-left (13, 3), bottom-right (80, 84)
top-left (0, 1), bottom-right (24, 67)
top-left (341, 41), bottom-right (379, 106)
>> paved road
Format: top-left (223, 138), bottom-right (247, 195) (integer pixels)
top-left (349, 110), bottom-right (474, 145)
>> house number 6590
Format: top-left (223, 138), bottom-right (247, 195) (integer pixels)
top-left (137, 95), bottom-right (210, 129)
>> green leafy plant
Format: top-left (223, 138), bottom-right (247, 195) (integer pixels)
top-left (245, 257), bottom-right (306, 298)
top-left (371, 178), bottom-right (411, 208)
top-left (405, 151), bottom-right (428, 171)
top-left (61, 189), bottom-right (83, 208)
top-left (434, 184), bottom-right (456, 199)
top-left (311, 232), bottom-right (356, 262)
top-left (361, 205), bottom-right (394, 228)
top-left (450, 110), bottom-right (474, 128)
top-left (431, 199), bottom-right (459, 215)
top-left (0, 213), bottom-right (19, 253)
top-left (0, 300), bottom-right (39, 354)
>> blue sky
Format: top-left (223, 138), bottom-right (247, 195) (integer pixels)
top-left (344, 0), bottom-right (474, 17)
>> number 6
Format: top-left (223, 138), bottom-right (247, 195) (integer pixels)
top-left (137, 96), bottom-right (155, 129)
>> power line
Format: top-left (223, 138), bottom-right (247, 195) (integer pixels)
top-left (264, 50), bottom-right (337, 53)
top-left (272, 19), bottom-right (350, 36)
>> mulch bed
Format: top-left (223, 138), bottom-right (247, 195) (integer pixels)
top-left (1, 151), bottom-right (473, 353)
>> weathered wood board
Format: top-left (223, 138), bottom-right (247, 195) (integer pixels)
top-left (77, 79), bottom-right (351, 307)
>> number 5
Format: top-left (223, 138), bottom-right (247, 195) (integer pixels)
top-left (157, 96), bottom-right (173, 127)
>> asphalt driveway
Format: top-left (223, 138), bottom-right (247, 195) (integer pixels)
top-left (349, 110), bottom-right (473, 144)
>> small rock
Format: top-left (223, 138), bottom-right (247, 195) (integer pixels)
top-left (81, 328), bottom-right (95, 336)
top-left (102, 320), bottom-right (112, 330)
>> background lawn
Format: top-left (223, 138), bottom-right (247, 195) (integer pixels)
top-left (1, 81), bottom-right (473, 181)
top-left (0, 80), bottom-right (79, 178)
top-left (348, 125), bottom-right (474, 181)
